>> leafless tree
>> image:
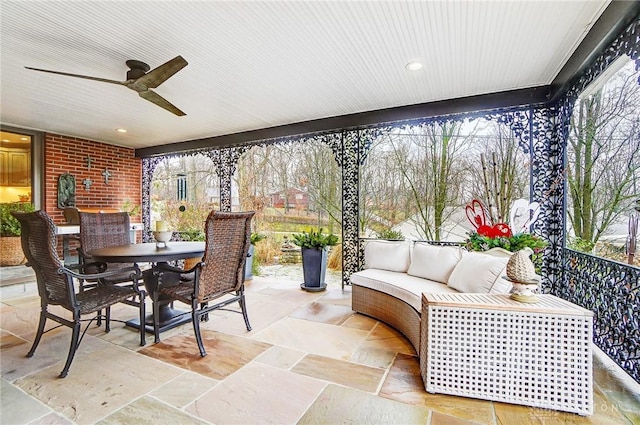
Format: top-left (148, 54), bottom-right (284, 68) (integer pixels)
top-left (378, 122), bottom-right (470, 240)
top-left (464, 122), bottom-right (530, 225)
top-left (567, 59), bottom-right (640, 249)
top-left (360, 136), bottom-right (412, 236)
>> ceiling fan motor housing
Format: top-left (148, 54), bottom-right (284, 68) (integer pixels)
top-left (125, 60), bottom-right (151, 80)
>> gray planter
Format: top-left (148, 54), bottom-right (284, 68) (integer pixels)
top-left (245, 244), bottom-right (255, 280)
top-left (300, 247), bottom-right (328, 291)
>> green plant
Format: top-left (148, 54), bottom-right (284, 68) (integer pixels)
top-left (121, 199), bottom-right (141, 217)
top-left (178, 230), bottom-right (206, 241)
top-left (251, 251), bottom-right (261, 276)
top-left (292, 228), bottom-right (338, 250)
top-left (465, 230), bottom-right (547, 272)
top-left (251, 233), bottom-right (266, 244)
top-left (376, 229), bottom-right (405, 240)
top-left (567, 236), bottom-right (595, 253)
top-left (0, 202), bottom-right (35, 237)
top-left (465, 231), bottom-right (547, 254)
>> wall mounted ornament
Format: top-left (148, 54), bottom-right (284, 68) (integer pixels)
top-left (83, 178), bottom-right (93, 191)
top-left (57, 173), bottom-right (76, 208)
top-left (85, 155), bottom-right (93, 169)
top-left (102, 168), bottom-right (112, 184)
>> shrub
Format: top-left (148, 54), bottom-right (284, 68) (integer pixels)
top-left (292, 228), bottom-right (339, 249)
top-left (0, 202), bottom-right (36, 237)
top-left (327, 244), bottom-right (342, 270)
top-left (251, 233), bottom-right (266, 244)
top-left (376, 229), bottom-right (405, 240)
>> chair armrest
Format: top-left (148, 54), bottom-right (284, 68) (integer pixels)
top-left (60, 264), bottom-right (141, 284)
top-left (78, 260), bottom-right (108, 274)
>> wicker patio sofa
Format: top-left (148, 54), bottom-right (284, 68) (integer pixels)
top-left (350, 240), bottom-right (512, 352)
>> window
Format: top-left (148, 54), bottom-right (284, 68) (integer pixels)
top-left (0, 130), bottom-right (32, 203)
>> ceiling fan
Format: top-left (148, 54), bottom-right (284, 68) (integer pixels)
top-left (25, 56), bottom-right (188, 116)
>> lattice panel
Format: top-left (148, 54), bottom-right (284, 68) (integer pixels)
top-left (422, 303), bottom-right (593, 415)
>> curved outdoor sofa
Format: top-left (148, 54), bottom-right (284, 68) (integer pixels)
top-left (350, 240), bottom-right (512, 352)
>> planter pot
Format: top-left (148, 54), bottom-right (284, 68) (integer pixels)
top-left (245, 244), bottom-right (255, 280)
top-left (0, 236), bottom-right (27, 266)
top-left (183, 256), bottom-right (202, 270)
top-left (300, 247), bottom-right (328, 292)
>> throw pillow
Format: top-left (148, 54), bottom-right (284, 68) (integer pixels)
top-left (407, 243), bottom-right (463, 283)
top-left (364, 240), bottom-right (411, 272)
top-left (447, 251), bottom-right (509, 293)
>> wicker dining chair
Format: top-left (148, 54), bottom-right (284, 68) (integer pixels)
top-left (154, 210), bottom-right (255, 356)
top-left (12, 210), bottom-right (146, 378)
top-left (78, 211), bottom-right (135, 284)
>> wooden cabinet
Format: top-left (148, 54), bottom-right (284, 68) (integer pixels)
top-left (0, 147), bottom-right (30, 186)
top-left (0, 150), bottom-right (7, 186)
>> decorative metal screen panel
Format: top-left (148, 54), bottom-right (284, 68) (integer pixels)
top-left (562, 249), bottom-right (640, 383)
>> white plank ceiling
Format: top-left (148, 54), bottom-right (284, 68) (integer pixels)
top-left (0, 1), bottom-right (611, 149)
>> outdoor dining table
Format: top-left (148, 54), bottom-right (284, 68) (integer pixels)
top-left (88, 241), bottom-right (205, 340)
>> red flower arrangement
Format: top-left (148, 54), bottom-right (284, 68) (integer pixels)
top-left (464, 199), bottom-right (547, 256)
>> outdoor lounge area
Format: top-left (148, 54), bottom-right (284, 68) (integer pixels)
top-left (1, 1), bottom-right (640, 425)
top-left (1, 266), bottom-right (639, 424)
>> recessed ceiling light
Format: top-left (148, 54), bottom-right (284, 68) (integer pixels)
top-left (405, 61), bottom-right (423, 71)
top-left (115, 128), bottom-right (127, 133)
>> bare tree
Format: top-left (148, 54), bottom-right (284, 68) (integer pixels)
top-left (381, 122), bottom-right (470, 240)
top-left (465, 122), bottom-right (530, 225)
top-left (359, 135), bottom-right (413, 236)
top-left (296, 141), bottom-right (341, 233)
top-left (567, 60), bottom-right (640, 249)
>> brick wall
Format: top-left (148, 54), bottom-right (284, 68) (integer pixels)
top-left (44, 133), bottom-right (142, 224)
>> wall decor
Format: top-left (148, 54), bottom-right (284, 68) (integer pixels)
top-left (102, 168), bottom-right (112, 184)
top-left (57, 173), bottom-right (76, 208)
top-left (85, 155), bottom-right (93, 169)
top-left (82, 178), bottom-right (93, 191)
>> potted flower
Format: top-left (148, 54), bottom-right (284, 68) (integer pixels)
top-left (292, 228), bottom-right (338, 291)
top-left (245, 232), bottom-right (266, 280)
top-left (465, 227), bottom-right (547, 271)
top-left (0, 202), bottom-right (36, 266)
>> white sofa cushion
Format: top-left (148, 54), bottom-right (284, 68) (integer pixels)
top-left (447, 251), bottom-right (509, 293)
top-left (489, 275), bottom-right (513, 294)
top-left (408, 243), bottom-right (463, 284)
top-left (364, 240), bottom-right (411, 273)
top-left (351, 268), bottom-right (457, 311)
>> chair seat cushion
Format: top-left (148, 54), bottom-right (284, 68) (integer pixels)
top-left (76, 285), bottom-right (137, 314)
top-left (160, 281), bottom-right (195, 304)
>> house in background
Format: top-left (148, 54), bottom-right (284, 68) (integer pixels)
top-left (269, 188), bottom-right (310, 212)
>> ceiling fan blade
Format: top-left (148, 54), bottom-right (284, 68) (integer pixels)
top-left (24, 66), bottom-right (125, 85)
top-left (139, 89), bottom-right (186, 116)
top-left (137, 56), bottom-right (188, 89)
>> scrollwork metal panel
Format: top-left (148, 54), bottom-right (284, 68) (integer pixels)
top-left (341, 130), bottom-right (360, 288)
top-left (563, 249), bottom-right (639, 383)
top-left (142, 156), bottom-right (164, 242)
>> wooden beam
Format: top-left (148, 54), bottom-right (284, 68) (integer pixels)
top-left (135, 86), bottom-right (549, 157)
top-left (549, 0), bottom-right (640, 102)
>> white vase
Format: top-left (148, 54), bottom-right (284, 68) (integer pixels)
top-left (510, 281), bottom-right (540, 303)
